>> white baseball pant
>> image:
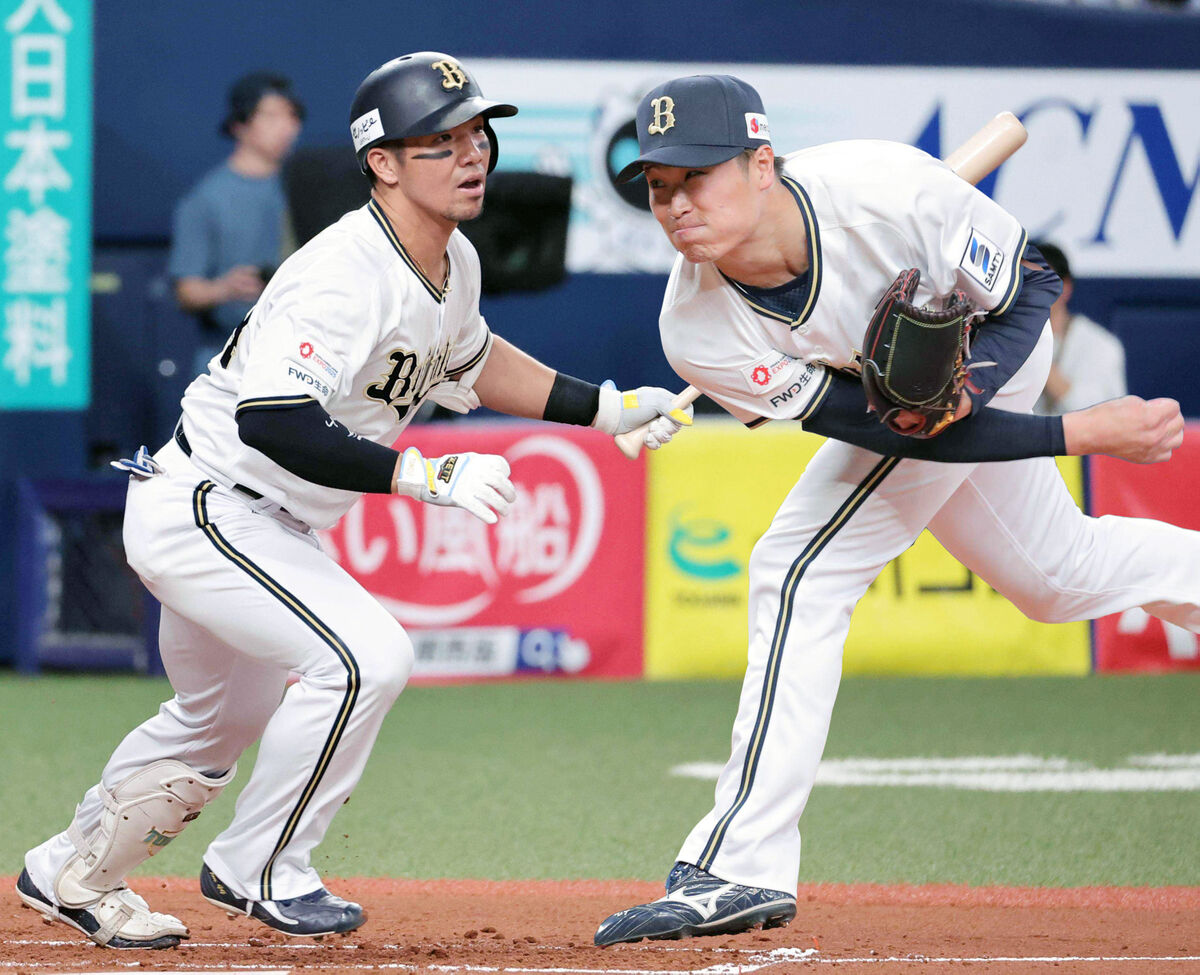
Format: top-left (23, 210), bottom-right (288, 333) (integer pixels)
top-left (25, 438), bottom-right (413, 903)
top-left (677, 326), bottom-right (1200, 895)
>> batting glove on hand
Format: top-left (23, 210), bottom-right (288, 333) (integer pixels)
top-left (592, 381), bottom-right (694, 444)
top-left (394, 447), bottom-right (516, 525)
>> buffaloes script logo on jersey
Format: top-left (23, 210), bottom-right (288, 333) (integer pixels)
top-left (431, 60), bottom-right (467, 91)
top-left (365, 340), bottom-right (455, 423)
top-left (647, 96), bottom-right (675, 135)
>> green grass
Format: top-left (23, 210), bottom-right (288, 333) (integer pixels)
top-left (1, 673), bottom-right (1197, 886)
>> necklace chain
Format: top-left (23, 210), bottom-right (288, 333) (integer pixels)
top-left (408, 249), bottom-right (449, 291)
top-left (373, 194), bottom-right (451, 293)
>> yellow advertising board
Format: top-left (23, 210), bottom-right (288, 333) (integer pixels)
top-left (644, 419), bottom-right (1089, 678)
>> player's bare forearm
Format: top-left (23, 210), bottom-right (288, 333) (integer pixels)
top-left (473, 336), bottom-right (689, 443)
top-left (472, 335), bottom-right (557, 419)
top-left (1062, 396), bottom-right (1183, 464)
top-left (175, 267), bottom-right (264, 312)
top-left (175, 277), bottom-right (223, 312)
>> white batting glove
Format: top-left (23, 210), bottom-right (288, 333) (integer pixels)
top-left (393, 447), bottom-right (516, 525)
top-left (592, 381), bottom-right (694, 440)
top-left (643, 414), bottom-right (688, 450)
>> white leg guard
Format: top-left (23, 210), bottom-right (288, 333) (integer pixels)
top-left (55, 760), bottom-right (235, 909)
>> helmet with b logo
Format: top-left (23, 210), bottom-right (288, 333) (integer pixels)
top-left (349, 52), bottom-right (518, 175)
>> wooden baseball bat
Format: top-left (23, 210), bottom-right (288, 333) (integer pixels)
top-left (614, 110), bottom-right (1029, 460)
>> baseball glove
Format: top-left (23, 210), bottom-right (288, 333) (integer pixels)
top-left (861, 268), bottom-right (982, 439)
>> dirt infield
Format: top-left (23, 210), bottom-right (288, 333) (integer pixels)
top-left (2, 876), bottom-right (1197, 974)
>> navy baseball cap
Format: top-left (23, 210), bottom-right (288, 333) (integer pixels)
top-left (616, 74), bottom-right (771, 183)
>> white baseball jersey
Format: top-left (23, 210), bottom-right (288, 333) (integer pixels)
top-left (656, 140), bottom-right (1200, 897)
top-left (26, 198), bottom-right (495, 907)
top-left (179, 199), bottom-right (492, 529)
top-left (659, 141), bottom-right (1027, 428)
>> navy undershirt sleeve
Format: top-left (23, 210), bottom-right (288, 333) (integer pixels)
top-left (963, 245), bottom-right (1063, 411)
top-left (803, 372), bottom-right (1066, 462)
top-left (236, 399), bottom-right (397, 493)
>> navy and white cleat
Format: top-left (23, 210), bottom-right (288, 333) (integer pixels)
top-left (595, 861), bottom-right (796, 947)
top-left (15, 868), bottom-right (186, 949)
top-left (665, 859), bottom-right (710, 892)
top-left (200, 862), bottom-right (365, 938)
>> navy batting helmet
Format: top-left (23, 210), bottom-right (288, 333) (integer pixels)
top-left (349, 52), bottom-right (518, 175)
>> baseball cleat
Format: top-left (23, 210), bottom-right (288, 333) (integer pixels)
top-left (200, 862), bottom-right (365, 937)
top-left (665, 859), bottom-right (708, 891)
top-left (15, 867), bottom-right (186, 949)
top-left (594, 861), bottom-right (796, 947)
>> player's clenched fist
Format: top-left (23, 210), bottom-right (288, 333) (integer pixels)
top-left (1063, 395), bottom-right (1184, 465)
top-left (393, 447), bottom-right (517, 524)
top-left (592, 381), bottom-right (694, 450)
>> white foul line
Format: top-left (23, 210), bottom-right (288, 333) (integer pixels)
top-left (671, 753), bottom-right (1200, 791)
top-left (4, 948), bottom-right (1200, 972)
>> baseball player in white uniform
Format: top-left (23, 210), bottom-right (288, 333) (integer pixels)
top-left (15, 52), bottom-right (690, 949)
top-left (595, 74), bottom-right (1199, 947)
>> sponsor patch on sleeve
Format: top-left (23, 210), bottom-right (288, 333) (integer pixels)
top-left (284, 364), bottom-right (332, 399)
top-left (740, 350), bottom-right (797, 393)
top-left (290, 338), bottom-right (342, 382)
top-left (959, 228), bottom-right (1004, 291)
top-left (765, 362), bottom-right (821, 414)
top-left (280, 337), bottom-right (343, 400)
top-left (350, 108), bottom-right (383, 152)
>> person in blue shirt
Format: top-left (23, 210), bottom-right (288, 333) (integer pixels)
top-left (168, 73), bottom-right (304, 373)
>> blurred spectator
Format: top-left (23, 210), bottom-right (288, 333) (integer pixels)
top-left (1034, 241), bottom-right (1127, 414)
top-left (168, 72), bottom-right (305, 373)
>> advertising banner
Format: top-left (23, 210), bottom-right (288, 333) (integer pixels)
top-left (644, 420), bottom-right (1089, 678)
top-left (0, 0), bottom-right (91, 408)
top-left (472, 59), bottom-right (1200, 278)
top-left (643, 422), bottom-right (803, 679)
top-left (1090, 425), bottom-right (1200, 672)
top-left (321, 422), bottom-right (645, 680)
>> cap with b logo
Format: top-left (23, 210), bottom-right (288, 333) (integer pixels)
top-left (616, 74), bottom-right (770, 183)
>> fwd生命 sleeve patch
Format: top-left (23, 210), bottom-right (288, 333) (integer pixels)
top-left (253, 338), bottom-right (343, 403)
top-left (744, 357), bottom-right (830, 422)
top-left (273, 336), bottom-right (345, 403)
